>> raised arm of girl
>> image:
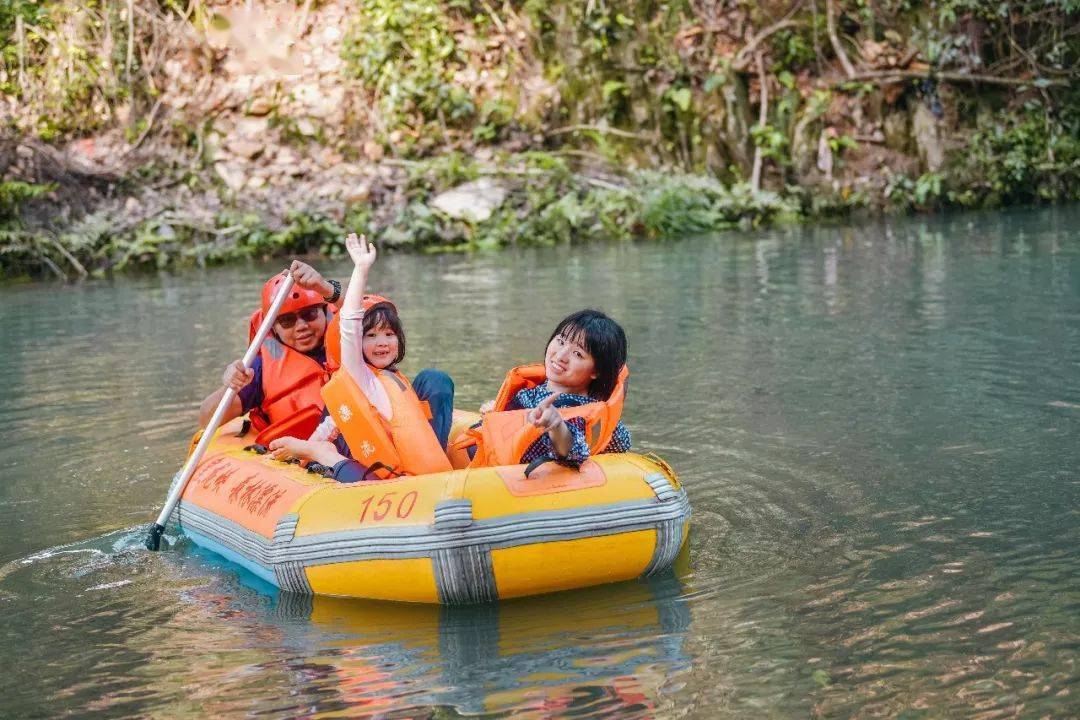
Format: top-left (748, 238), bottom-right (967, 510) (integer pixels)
top-left (339, 233), bottom-right (392, 419)
top-left (267, 234), bottom-right (391, 470)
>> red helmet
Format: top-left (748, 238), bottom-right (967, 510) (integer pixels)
top-left (362, 293), bottom-right (395, 312)
top-left (261, 273), bottom-right (326, 317)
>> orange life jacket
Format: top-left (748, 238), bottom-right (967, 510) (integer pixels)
top-left (245, 310), bottom-right (339, 444)
top-left (456, 364), bottom-right (629, 469)
top-left (321, 365), bottom-right (452, 478)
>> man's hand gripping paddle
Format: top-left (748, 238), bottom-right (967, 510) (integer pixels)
top-left (144, 271), bottom-right (296, 551)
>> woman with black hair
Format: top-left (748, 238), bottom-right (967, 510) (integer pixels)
top-left (478, 309), bottom-right (632, 466)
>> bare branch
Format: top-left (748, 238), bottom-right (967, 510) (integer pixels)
top-left (126, 0), bottom-right (135, 81)
top-left (548, 124), bottom-right (658, 142)
top-left (826, 0), bottom-right (856, 79)
top-left (297, 0), bottom-right (314, 38)
top-left (732, 19), bottom-right (804, 71)
top-left (122, 98), bottom-right (165, 157)
top-left (39, 252), bottom-right (67, 281)
top-left (49, 237), bottom-right (88, 278)
top-left (750, 52), bottom-right (768, 193)
top-left (839, 70), bottom-right (1068, 87)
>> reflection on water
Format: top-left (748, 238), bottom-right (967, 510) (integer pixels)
top-left (285, 571), bottom-right (690, 718)
top-left (0, 206), bottom-right (1078, 718)
top-left (0, 533), bottom-right (691, 719)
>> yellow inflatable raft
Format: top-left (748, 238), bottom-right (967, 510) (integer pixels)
top-left (174, 417), bottom-right (690, 604)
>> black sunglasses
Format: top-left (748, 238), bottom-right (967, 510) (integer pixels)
top-left (276, 305), bottom-right (324, 329)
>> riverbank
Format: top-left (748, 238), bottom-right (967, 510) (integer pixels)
top-left (0, 150), bottom-right (827, 280)
top-left (4, 141), bottom-right (1076, 282)
top-left (1, 0), bottom-right (1076, 279)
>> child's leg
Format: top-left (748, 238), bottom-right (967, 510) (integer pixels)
top-left (412, 369), bottom-right (455, 449)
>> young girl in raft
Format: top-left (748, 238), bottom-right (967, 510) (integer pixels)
top-left (267, 234), bottom-right (454, 482)
top-left (479, 309), bottom-right (632, 466)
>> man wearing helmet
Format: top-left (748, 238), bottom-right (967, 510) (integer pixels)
top-left (198, 260), bottom-right (342, 434)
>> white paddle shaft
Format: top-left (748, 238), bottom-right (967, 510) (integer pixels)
top-left (151, 273), bottom-right (296, 530)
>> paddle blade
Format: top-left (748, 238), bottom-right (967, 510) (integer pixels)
top-left (145, 523), bottom-right (166, 551)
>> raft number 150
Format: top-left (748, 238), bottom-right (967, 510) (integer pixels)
top-left (358, 491), bottom-right (419, 522)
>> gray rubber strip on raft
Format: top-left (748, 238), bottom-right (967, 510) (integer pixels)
top-left (644, 472), bottom-right (679, 502)
top-left (272, 492), bottom-right (691, 566)
top-left (642, 518), bottom-right (685, 577)
top-left (433, 545), bottom-right (498, 605)
top-left (431, 499), bottom-right (493, 603)
top-left (274, 514), bottom-right (300, 544)
top-left (275, 561), bottom-right (313, 593)
top-left (434, 499), bottom-right (474, 530)
top-left (272, 515), bottom-right (311, 592)
top-left (641, 472), bottom-right (690, 577)
top-left (177, 501), bottom-right (278, 574)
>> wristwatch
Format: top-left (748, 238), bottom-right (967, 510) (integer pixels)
top-left (323, 279), bottom-right (342, 304)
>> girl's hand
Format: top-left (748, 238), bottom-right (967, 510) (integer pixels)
top-left (289, 260), bottom-right (332, 296)
top-left (346, 233), bottom-right (376, 272)
top-left (479, 399), bottom-right (495, 415)
top-left (222, 359), bottom-right (254, 393)
top-left (526, 393), bottom-right (564, 432)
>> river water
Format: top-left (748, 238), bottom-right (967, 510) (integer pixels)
top-left (0, 206), bottom-right (1076, 718)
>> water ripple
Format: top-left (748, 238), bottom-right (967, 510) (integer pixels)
top-left (1, 208), bottom-right (1079, 717)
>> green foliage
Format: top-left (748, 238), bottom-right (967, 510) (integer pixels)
top-left (638, 174), bottom-right (726, 236)
top-left (0, 180), bottom-right (53, 221)
top-left (828, 134), bottom-right (858, 154)
top-left (769, 27), bottom-right (818, 72)
top-left (876, 0), bottom-right (1079, 74)
top-left (474, 98), bottom-right (515, 142)
top-left (637, 173), bottom-right (798, 235)
top-left (2, 0), bottom-right (151, 139)
top-left (405, 152), bottom-right (482, 193)
top-left (341, 0), bottom-right (477, 144)
top-left (953, 109), bottom-right (1080, 206)
top-left (0, 0), bottom-right (45, 41)
top-left (0, 204), bottom-right (353, 278)
top-left (803, 185), bottom-right (869, 217)
top-left (367, 155), bottom-right (803, 252)
top-left (0, 180), bottom-right (53, 277)
top-left (884, 105), bottom-right (1080, 211)
top-left (884, 171), bottom-right (946, 211)
top-left (665, 87), bottom-right (692, 113)
top-left (524, 1), bottom-right (695, 164)
top-left (751, 124), bottom-right (791, 164)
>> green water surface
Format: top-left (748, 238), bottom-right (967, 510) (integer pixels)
top-left (0, 206), bottom-right (1077, 718)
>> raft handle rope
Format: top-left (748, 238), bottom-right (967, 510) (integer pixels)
top-left (362, 461), bottom-right (401, 482)
top-left (245, 443), bottom-right (268, 455)
top-left (145, 271), bottom-right (296, 551)
top-left (523, 454), bottom-right (581, 478)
